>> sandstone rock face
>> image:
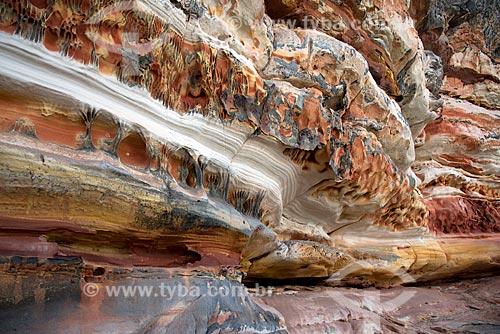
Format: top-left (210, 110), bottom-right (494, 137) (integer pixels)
top-left (0, 0), bottom-right (498, 333)
top-left (259, 276), bottom-right (500, 334)
top-left (415, 0), bottom-right (500, 109)
top-left (415, 97), bottom-right (500, 234)
top-left (410, 0), bottom-right (500, 243)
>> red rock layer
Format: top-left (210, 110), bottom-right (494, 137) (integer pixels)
top-left (415, 97), bottom-right (500, 235)
top-left (425, 197), bottom-right (500, 234)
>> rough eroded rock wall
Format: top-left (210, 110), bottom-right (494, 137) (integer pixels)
top-left (0, 0), bottom-right (498, 332)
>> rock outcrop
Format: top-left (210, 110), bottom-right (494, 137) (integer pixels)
top-left (0, 0), bottom-right (498, 333)
top-left (414, 0), bottom-right (500, 109)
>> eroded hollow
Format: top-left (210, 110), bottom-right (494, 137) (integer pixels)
top-left (168, 148), bottom-right (200, 188)
top-left (39, 228), bottom-right (203, 267)
top-left (117, 131), bottom-right (149, 168)
top-left (264, 0), bottom-right (298, 19)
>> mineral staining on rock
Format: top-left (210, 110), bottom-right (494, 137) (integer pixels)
top-left (0, 0), bottom-right (499, 332)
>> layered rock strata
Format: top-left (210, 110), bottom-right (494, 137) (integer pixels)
top-left (0, 0), bottom-right (499, 332)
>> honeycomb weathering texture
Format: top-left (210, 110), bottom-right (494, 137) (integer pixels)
top-left (0, 0), bottom-right (499, 333)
